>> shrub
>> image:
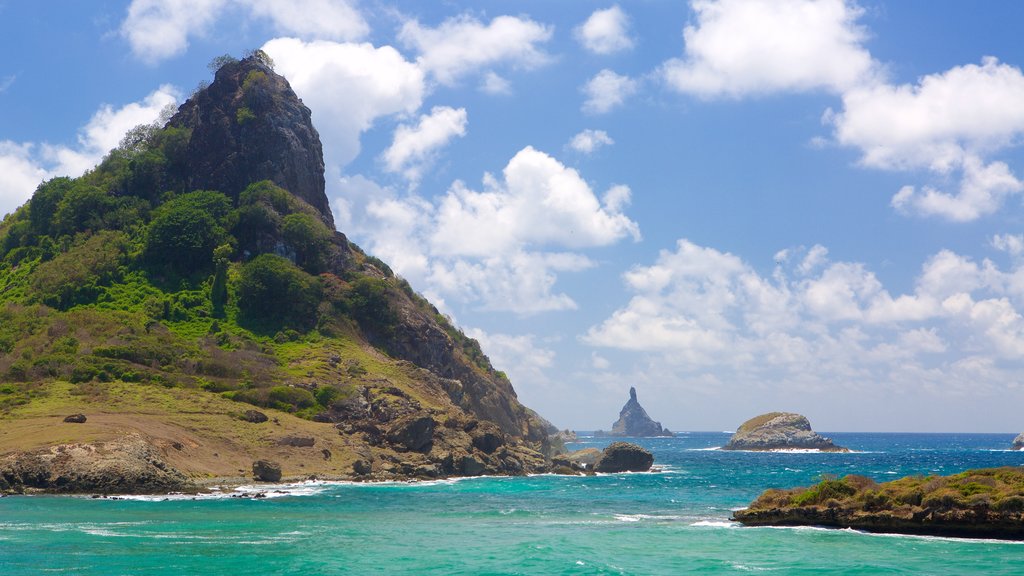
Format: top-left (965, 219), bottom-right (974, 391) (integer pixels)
top-left (282, 213), bottom-right (331, 273)
top-left (145, 190), bottom-right (231, 276)
top-left (30, 231), bottom-right (129, 309)
top-left (52, 183), bottom-right (118, 236)
top-left (268, 386), bottom-right (315, 411)
top-left (238, 254), bottom-right (321, 332)
top-left (792, 477), bottom-right (857, 506)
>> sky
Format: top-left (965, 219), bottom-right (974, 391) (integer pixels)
top-left (4, 1), bottom-right (1024, 432)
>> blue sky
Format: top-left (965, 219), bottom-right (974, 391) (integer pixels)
top-left (4, 1), bottom-right (1024, 432)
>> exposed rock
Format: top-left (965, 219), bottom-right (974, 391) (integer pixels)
top-left (552, 429), bottom-right (578, 443)
top-left (565, 448), bottom-right (602, 469)
top-left (595, 388), bottom-right (673, 437)
top-left (277, 435), bottom-right (315, 448)
top-left (387, 413), bottom-right (436, 453)
top-left (252, 459), bottom-right (282, 482)
top-left (63, 414), bottom-right (87, 424)
top-left (721, 412), bottom-right (848, 452)
top-left (1013, 433), bottom-right (1024, 450)
top-left (352, 459), bottom-right (372, 476)
top-left (470, 422), bottom-right (505, 454)
top-left (168, 57), bottom-right (332, 226)
top-left (459, 454), bottom-right (486, 476)
top-left (0, 434), bottom-right (189, 494)
top-left (594, 442), bottom-right (654, 473)
top-left (241, 410), bottom-right (268, 423)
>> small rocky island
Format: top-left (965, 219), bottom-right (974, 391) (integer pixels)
top-left (721, 412), bottom-right (848, 452)
top-left (594, 388), bottom-right (673, 437)
top-left (733, 467), bottom-right (1024, 540)
top-left (1012, 433), bottom-right (1024, 450)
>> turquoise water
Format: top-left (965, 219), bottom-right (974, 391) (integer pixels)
top-left (3, 433), bottom-right (1024, 574)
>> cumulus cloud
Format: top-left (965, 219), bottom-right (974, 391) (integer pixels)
top-left (582, 69), bottom-right (637, 114)
top-left (263, 37), bottom-right (424, 170)
top-left (480, 71), bottom-right (512, 95)
top-left (399, 14), bottom-right (553, 86)
top-left (382, 106), bottom-right (467, 186)
top-left (0, 86), bottom-right (180, 218)
top-left (575, 5), bottom-right (634, 55)
top-left (121, 0), bottom-right (366, 63)
top-left (661, 0), bottom-right (878, 98)
top-left (568, 129), bottom-right (614, 154)
top-left (335, 147), bottom-right (640, 313)
top-left (585, 238), bottom-right (1024, 407)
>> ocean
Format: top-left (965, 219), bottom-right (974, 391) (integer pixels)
top-left (2, 432), bottom-right (1023, 575)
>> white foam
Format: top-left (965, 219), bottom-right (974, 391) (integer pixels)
top-left (687, 446), bottom-right (723, 451)
top-left (690, 520), bottom-right (736, 528)
top-left (612, 513), bottom-right (687, 523)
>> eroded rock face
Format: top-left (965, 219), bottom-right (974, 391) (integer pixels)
top-left (594, 442), bottom-right (654, 473)
top-left (722, 412), bottom-right (848, 452)
top-left (252, 459), bottom-right (282, 482)
top-left (168, 57), bottom-right (332, 227)
top-left (597, 388), bottom-right (673, 437)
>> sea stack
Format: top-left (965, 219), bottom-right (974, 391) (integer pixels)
top-left (1013, 433), bottom-right (1024, 450)
top-left (721, 412), bottom-right (848, 452)
top-left (596, 387), bottom-right (674, 437)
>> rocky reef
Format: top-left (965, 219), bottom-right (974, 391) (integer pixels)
top-left (595, 387), bottom-right (673, 437)
top-left (733, 467), bottom-right (1024, 540)
top-left (721, 412), bottom-right (847, 452)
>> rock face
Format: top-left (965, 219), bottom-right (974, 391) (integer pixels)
top-left (594, 442), bottom-right (654, 473)
top-left (721, 412), bottom-right (848, 452)
top-left (596, 388), bottom-right (673, 437)
top-left (168, 56), bottom-right (332, 227)
top-left (1013, 433), bottom-right (1024, 450)
top-left (0, 434), bottom-right (189, 494)
top-left (252, 460), bottom-right (282, 482)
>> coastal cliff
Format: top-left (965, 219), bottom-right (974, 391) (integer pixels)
top-left (0, 54), bottom-right (555, 494)
top-left (733, 467), bottom-right (1024, 540)
top-left (721, 412), bottom-right (847, 452)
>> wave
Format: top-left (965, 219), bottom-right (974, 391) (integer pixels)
top-left (690, 520), bottom-right (736, 528)
top-left (612, 513), bottom-right (687, 523)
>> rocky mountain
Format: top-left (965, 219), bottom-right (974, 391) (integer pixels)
top-left (721, 412), bottom-right (848, 452)
top-left (0, 54), bottom-right (556, 493)
top-left (595, 387), bottom-right (673, 437)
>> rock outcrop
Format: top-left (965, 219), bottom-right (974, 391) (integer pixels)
top-left (595, 388), bottom-right (673, 437)
top-left (721, 412), bottom-right (848, 452)
top-left (252, 459), bottom-right (282, 482)
top-left (594, 442), bottom-right (654, 473)
top-left (0, 434), bottom-right (189, 494)
top-left (168, 56), bottom-right (332, 227)
top-left (1013, 433), bottom-right (1024, 450)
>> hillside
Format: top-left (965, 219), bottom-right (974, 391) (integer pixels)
top-left (0, 53), bottom-right (557, 493)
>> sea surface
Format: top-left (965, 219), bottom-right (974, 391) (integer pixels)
top-left (2, 432), bottom-right (1024, 575)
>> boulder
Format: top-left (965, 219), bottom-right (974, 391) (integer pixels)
top-left (594, 442), bottom-right (654, 473)
top-left (277, 435), bottom-right (315, 447)
top-left (387, 413), bottom-right (436, 453)
top-left (352, 459), bottom-right (372, 476)
top-left (63, 414), bottom-right (87, 424)
top-left (252, 459), bottom-right (282, 482)
top-left (241, 410), bottom-right (268, 423)
top-left (596, 387), bottom-right (673, 437)
top-left (721, 412), bottom-right (848, 452)
top-left (1013, 433), bottom-right (1024, 450)
top-left (565, 448), bottom-right (602, 469)
top-left (459, 455), bottom-right (486, 476)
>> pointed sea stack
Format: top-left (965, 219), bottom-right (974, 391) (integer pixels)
top-left (595, 387), bottom-right (674, 437)
top-left (721, 412), bottom-right (848, 452)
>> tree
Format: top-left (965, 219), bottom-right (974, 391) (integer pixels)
top-left (282, 213), bottom-right (331, 273)
top-left (144, 190), bottom-right (231, 276)
top-left (210, 244), bottom-right (232, 317)
top-left (238, 254), bottom-right (321, 332)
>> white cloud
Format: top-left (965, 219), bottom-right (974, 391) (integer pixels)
top-left (480, 71), bottom-right (511, 95)
top-left (241, 0), bottom-right (368, 40)
top-left (382, 106), bottom-right (467, 186)
top-left (121, 0), bottom-right (366, 63)
top-left (585, 237), bottom-right (1024, 406)
top-left (575, 5), bottom-right (634, 55)
top-left (334, 147), bottom-right (640, 313)
top-left (993, 234), bottom-right (1024, 258)
top-left (466, 329), bottom-right (556, 384)
top-left (263, 37), bottom-right (425, 170)
top-left (569, 129), bottom-right (614, 154)
top-left (582, 69), bottom-right (637, 114)
top-left (121, 0), bottom-right (229, 64)
top-left (0, 75), bottom-right (15, 94)
top-left (0, 86), bottom-right (179, 218)
top-left (399, 14), bottom-right (553, 86)
top-left (661, 0), bottom-right (878, 98)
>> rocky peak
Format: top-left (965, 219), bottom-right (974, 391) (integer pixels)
top-left (168, 56), bottom-right (332, 227)
top-left (597, 387), bottom-right (673, 437)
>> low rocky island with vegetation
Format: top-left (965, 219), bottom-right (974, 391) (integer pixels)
top-left (733, 467), bottom-right (1024, 540)
top-left (721, 412), bottom-right (848, 452)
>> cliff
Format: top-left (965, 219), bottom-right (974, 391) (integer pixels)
top-left (595, 387), bottom-right (673, 437)
top-left (0, 54), bottom-right (555, 493)
top-left (733, 467), bottom-right (1024, 540)
top-left (721, 412), bottom-right (847, 452)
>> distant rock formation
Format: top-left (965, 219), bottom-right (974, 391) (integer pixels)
top-left (721, 412), bottom-right (848, 452)
top-left (1013, 433), bottom-right (1024, 450)
top-left (595, 387), bottom-right (673, 437)
top-left (594, 442), bottom-right (654, 473)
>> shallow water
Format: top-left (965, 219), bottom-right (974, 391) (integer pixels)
top-left (2, 433), bottom-right (1023, 574)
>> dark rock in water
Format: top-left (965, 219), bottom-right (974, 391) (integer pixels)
top-left (242, 410), bottom-right (268, 423)
top-left (594, 442), bottom-right (654, 473)
top-left (387, 413), bottom-right (436, 453)
top-left (168, 56), bottom-right (332, 227)
top-left (252, 459), bottom-right (282, 482)
top-left (596, 387), bottom-right (673, 437)
top-left (277, 435), bottom-right (315, 447)
top-left (63, 414), bottom-right (87, 424)
top-left (1013, 433), bottom-right (1024, 450)
top-left (721, 412), bottom-right (848, 452)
